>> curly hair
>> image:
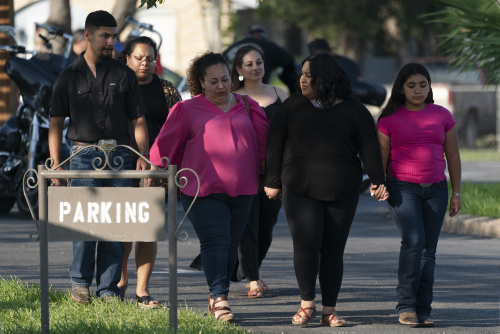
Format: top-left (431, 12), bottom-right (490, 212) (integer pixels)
top-left (230, 44), bottom-right (264, 91)
top-left (378, 63), bottom-right (434, 122)
top-left (186, 51), bottom-right (229, 97)
top-left (117, 36), bottom-right (158, 65)
top-left (301, 52), bottom-right (352, 108)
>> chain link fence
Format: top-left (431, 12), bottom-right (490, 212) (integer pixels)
top-left (452, 85), bottom-right (499, 150)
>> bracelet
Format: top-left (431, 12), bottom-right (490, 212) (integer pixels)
top-left (452, 192), bottom-right (461, 197)
top-left (141, 152), bottom-right (150, 157)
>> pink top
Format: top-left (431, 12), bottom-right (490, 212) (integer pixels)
top-left (377, 103), bottom-right (456, 183)
top-left (150, 94), bottom-right (270, 197)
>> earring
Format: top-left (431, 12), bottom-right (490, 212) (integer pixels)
top-left (238, 75), bottom-right (244, 82)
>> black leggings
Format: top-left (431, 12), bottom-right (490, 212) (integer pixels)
top-left (232, 189), bottom-right (282, 282)
top-left (282, 184), bottom-right (359, 307)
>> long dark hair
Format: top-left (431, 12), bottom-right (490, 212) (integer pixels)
top-left (186, 51), bottom-right (229, 97)
top-left (301, 52), bottom-right (352, 108)
top-left (378, 63), bottom-right (434, 121)
top-left (230, 44), bottom-right (264, 91)
top-left (117, 36), bottom-right (158, 65)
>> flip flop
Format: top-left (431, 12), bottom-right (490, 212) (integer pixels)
top-left (136, 295), bottom-right (160, 309)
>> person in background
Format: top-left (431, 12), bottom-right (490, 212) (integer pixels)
top-left (264, 52), bottom-right (388, 327)
top-left (71, 29), bottom-right (87, 58)
top-left (377, 63), bottom-right (462, 328)
top-left (48, 10), bottom-right (149, 303)
top-left (224, 25), bottom-right (297, 93)
top-left (230, 43), bottom-right (288, 297)
top-left (148, 52), bottom-right (270, 323)
top-left (307, 38), bottom-right (361, 84)
top-left (117, 36), bottom-right (182, 309)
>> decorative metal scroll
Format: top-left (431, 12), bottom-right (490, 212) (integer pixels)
top-left (23, 143), bottom-right (200, 243)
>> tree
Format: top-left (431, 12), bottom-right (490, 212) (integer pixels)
top-left (44, 0), bottom-right (71, 54)
top-left (426, 0), bottom-right (500, 85)
top-left (112, 0), bottom-right (141, 35)
top-left (254, 0), bottom-right (446, 68)
top-left (43, 0), bottom-right (140, 55)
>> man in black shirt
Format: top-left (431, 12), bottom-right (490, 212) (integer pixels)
top-left (48, 10), bottom-right (149, 303)
top-left (223, 25), bottom-right (297, 93)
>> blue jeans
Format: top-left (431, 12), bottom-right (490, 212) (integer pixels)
top-left (69, 146), bottom-right (132, 297)
top-left (386, 177), bottom-right (448, 316)
top-left (181, 193), bottom-right (253, 299)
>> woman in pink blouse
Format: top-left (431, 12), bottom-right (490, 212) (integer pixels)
top-left (149, 52), bottom-right (270, 323)
top-left (377, 63), bottom-right (462, 328)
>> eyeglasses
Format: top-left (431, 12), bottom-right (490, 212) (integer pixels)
top-left (131, 55), bottom-right (156, 64)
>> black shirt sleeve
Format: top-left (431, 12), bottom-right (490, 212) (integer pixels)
top-left (264, 98), bottom-right (290, 189)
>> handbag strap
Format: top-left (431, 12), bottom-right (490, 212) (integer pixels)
top-left (242, 95), bottom-right (251, 116)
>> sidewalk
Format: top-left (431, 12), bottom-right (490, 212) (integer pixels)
top-left (1, 193), bottom-right (498, 333)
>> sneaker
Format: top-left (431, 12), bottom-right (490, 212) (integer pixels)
top-left (399, 311), bottom-right (418, 326)
top-left (71, 285), bottom-right (90, 304)
top-left (417, 315), bottom-right (434, 327)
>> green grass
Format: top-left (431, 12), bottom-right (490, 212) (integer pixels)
top-left (459, 149), bottom-right (500, 162)
top-left (0, 277), bottom-right (249, 334)
top-left (450, 181), bottom-right (500, 218)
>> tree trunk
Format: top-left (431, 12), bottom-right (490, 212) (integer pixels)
top-left (111, 0), bottom-right (139, 37)
top-left (0, 0), bottom-right (16, 123)
top-left (44, 0), bottom-right (71, 55)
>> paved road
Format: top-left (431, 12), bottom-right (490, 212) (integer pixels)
top-left (1, 192), bottom-right (499, 333)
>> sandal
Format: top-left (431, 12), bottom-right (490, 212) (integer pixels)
top-left (247, 287), bottom-right (263, 298)
top-left (118, 281), bottom-right (127, 301)
top-left (208, 294), bottom-right (213, 313)
top-left (291, 306), bottom-right (317, 325)
top-left (259, 279), bottom-right (269, 291)
top-left (210, 296), bottom-right (235, 323)
top-left (136, 294), bottom-right (160, 309)
top-left (320, 313), bottom-right (346, 327)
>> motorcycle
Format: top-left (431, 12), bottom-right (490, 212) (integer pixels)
top-left (0, 23), bottom-right (72, 217)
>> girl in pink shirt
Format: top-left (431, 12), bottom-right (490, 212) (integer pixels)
top-left (377, 63), bottom-right (462, 328)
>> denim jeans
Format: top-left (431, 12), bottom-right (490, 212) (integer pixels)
top-left (386, 177), bottom-right (448, 316)
top-left (68, 146), bottom-right (132, 297)
top-left (181, 193), bottom-right (253, 299)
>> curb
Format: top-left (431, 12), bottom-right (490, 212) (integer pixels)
top-left (442, 214), bottom-right (500, 239)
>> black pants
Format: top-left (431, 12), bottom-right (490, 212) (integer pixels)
top-left (282, 184), bottom-right (359, 307)
top-left (232, 189), bottom-right (282, 282)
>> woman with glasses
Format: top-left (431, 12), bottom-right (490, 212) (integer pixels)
top-left (117, 36), bottom-right (182, 308)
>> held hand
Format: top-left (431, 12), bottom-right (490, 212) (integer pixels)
top-left (146, 165), bottom-right (158, 188)
top-left (50, 178), bottom-right (67, 187)
top-left (264, 186), bottom-right (281, 200)
top-left (136, 157), bottom-right (150, 171)
top-left (370, 184), bottom-right (389, 201)
top-left (449, 195), bottom-right (462, 217)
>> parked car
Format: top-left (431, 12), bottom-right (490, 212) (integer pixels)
top-left (411, 59), bottom-right (497, 148)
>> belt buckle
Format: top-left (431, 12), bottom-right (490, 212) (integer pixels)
top-left (97, 139), bottom-right (117, 153)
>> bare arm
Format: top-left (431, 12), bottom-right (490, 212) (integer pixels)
top-left (132, 115), bottom-right (149, 171)
top-left (48, 116), bottom-right (65, 186)
top-left (275, 86), bottom-right (289, 101)
top-left (444, 126), bottom-right (462, 217)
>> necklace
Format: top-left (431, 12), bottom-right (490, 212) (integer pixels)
top-left (312, 99), bottom-right (324, 109)
top-left (224, 93), bottom-right (233, 112)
